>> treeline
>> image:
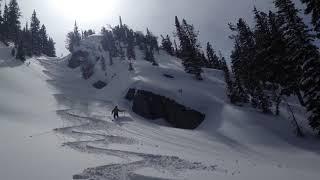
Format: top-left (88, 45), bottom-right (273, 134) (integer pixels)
top-left (0, 0), bottom-right (56, 61)
top-left (160, 17), bottom-right (228, 80)
top-left (66, 17), bottom-right (160, 72)
top-left (65, 0), bottom-right (320, 135)
top-left (223, 0), bottom-right (320, 136)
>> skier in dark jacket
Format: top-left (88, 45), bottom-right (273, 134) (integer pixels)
top-left (111, 106), bottom-right (124, 119)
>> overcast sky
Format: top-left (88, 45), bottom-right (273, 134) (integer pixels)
top-left (16, 0), bottom-right (304, 59)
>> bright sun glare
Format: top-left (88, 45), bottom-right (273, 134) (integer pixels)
top-left (53, 0), bottom-right (116, 22)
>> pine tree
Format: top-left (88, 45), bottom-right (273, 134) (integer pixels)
top-left (206, 42), bottom-right (220, 69)
top-left (229, 19), bottom-right (257, 96)
top-left (7, 0), bottom-right (21, 42)
top-left (30, 10), bottom-right (40, 55)
top-left (220, 54), bottom-right (235, 102)
top-left (144, 28), bottom-right (158, 65)
top-left (21, 22), bottom-right (32, 56)
top-left (0, 1), bottom-right (3, 39)
top-left (175, 16), bottom-right (203, 80)
top-left (66, 21), bottom-right (81, 52)
top-left (161, 35), bottom-right (174, 55)
top-left (126, 30), bottom-right (136, 60)
top-left (274, 0), bottom-right (313, 106)
top-left (45, 37), bottom-right (56, 57)
top-left (301, 0), bottom-right (320, 38)
top-left (275, 0), bottom-right (320, 133)
top-left (39, 24), bottom-right (48, 55)
top-left (2, 3), bottom-right (10, 41)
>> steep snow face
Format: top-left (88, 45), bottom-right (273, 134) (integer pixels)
top-left (0, 44), bottom-right (121, 180)
top-left (2, 38), bottom-right (320, 180)
top-left (60, 36), bottom-right (320, 179)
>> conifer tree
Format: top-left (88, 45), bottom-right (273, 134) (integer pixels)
top-left (206, 42), bottom-right (220, 69)
top-left (45, 37), bottom-right (56, 57)
top-left (175, 16), bottom-right (203, 80)
top-left (301, 0), bottom-right (320, 38)
top-left (30, 10), bottom-right (40, 55)
top-left (66, 21), bottom-right (81, 52)
top-left (274, 0), bottom-right (320, 133)
top-left (144, 28), bottom-right (158, 65)
top-left (220, 54), bottom-right (236, 102)
top-left (39, 24), bottom-right (48, 54)
top-left (2, 3), bottom-right (9, 39)
top-left (229, 19), bottom-right (257, 96)
top-left (0, 1), bottom-right (3, 38)
top-left (274, 0), bottom-right (313, 106)
top-left (126, 30), bottom-right (136, 60)
top-left (7, 0), bottom-right (21, 42)
top-left (21, 22), bottom-right (32, 56)
top-left (161, 35), bottom-right (174, 55)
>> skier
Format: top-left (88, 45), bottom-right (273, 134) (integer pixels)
top-left (111, 106), bottom-right (125, 120)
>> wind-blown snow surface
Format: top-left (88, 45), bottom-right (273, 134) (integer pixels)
top-left (1, 39), bottom-right (320, 180)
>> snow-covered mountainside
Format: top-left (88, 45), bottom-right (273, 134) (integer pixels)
top-left (1, 36), bottom-right (320, 180)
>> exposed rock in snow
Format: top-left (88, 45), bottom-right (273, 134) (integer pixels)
top-left (129, 89), bottom-right (205, 129)
top-left (92, 80), bottom-right (107, 89)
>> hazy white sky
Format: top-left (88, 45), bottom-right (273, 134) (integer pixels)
top-left (16, 0), bottom-right (304, 58)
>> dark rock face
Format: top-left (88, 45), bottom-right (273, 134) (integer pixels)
top-left (128, 89), bottom-right (205, 129)
top-left (68, 50), bottom-right (89, 69)
top-left (125, 88), bottom-right (136, 101)
top-left (92, 81), bottom-right (107, 89)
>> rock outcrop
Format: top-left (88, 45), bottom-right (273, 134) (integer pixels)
top-left (126, 89), bottom-right (205, 129)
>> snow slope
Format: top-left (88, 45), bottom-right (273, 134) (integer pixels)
top-left (1, 36), bottom-right (320, 180)
top-left (0, 44), bottom-right (121, 180)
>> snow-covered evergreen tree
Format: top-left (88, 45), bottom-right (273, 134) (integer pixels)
top-left (30, 10), bottom-right (40, 55)
top-left (274, 0), bottom-right (320, 133)
top-left (161, 35), bottom-right (174, 55)
top-left (39, 24), bottom-right (48, 54)
top-left (206, 42), bottom-right (220, 69)
top-left (126, 30), bottom-right (136, 60)
top-left (66, 21), bottom-right (81, 53)
top-left (7, 0), bottom-right (21, 42)
top-left (301, 0), bottom-right (320, 38)
top-left (175, 16), bottom-right (203, 80)
top-left (45, 37), bottom-right (56, 57)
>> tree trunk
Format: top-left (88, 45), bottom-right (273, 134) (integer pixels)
top-left (286, 100), bottom-right (304, 137)
top-left (295, 90), bottom-right (305, 107)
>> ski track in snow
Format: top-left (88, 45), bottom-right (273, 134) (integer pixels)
top-left (37, 58), bottom-right (223, 180)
